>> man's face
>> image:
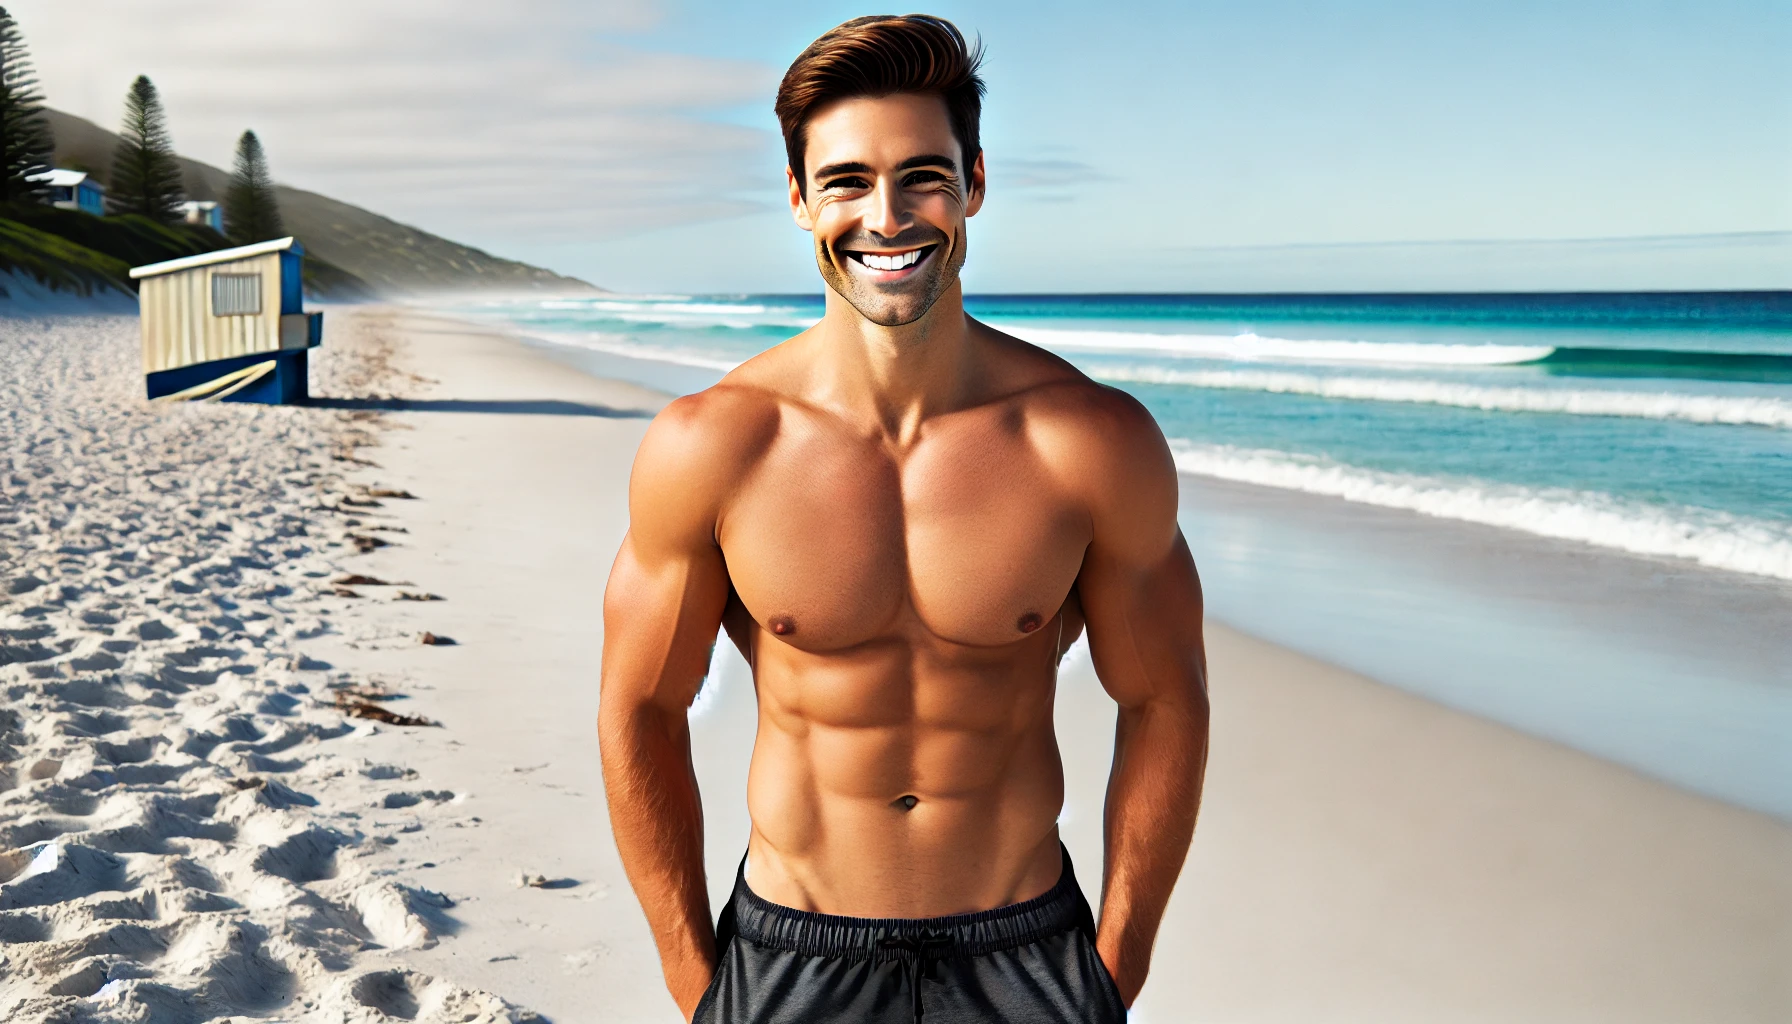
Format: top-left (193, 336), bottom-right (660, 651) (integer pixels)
top-left (788, 93), bottom-right (986, 328)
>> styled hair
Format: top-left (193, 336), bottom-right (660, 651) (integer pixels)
top-left (776, 15), bottom-right (986, 190)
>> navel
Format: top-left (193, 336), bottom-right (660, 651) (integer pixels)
top-left (893, 795), bottom-right (919, 812)
top-left (1017, 612), bottom-right (1044, 634)
top-left (768, 615), bottom-right (796, 636)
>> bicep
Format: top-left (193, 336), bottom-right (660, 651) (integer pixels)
top-left (601, 530), bottom-right (730, 714)
top-left (1078, 528), bottom-right (1206, 710)
top-left (600, 404), bottom-right (738, 716)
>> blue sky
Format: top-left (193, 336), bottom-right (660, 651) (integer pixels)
top-left (25, 0), bottom-right (1792, 292)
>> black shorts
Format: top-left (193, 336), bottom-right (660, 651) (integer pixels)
top-left (693, 844), bottom-right (1127, 1023)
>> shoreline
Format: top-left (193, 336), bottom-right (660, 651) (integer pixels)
top-left (5, 306), bottom-right (1788, 1022)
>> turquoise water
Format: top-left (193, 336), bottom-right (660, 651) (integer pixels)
top-left (446, 292), bottom-right (1792, 818)
top-left (467, 291), bottom-right (1792, 580)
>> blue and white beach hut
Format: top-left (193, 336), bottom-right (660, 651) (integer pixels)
top-left (30, 169), bottom-right (107, 215)
top-left (128, 237), bottom-right (323, 404)
top-left (177, 200), bottom-right (225, 234)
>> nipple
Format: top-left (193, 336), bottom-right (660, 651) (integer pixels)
top-left (1017, 612), bottom-right (1044, 633)
top-left (894, 795), bottom-right (919, 812)
top-left (769, 616), bottom-right (795, 636)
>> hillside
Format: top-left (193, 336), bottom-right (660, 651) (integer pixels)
top-left (0, 217), bottom-right (131, 296)
top-left (47, 109), bottom-right (600, 297)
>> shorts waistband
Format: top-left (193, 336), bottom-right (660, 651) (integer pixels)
top-left (724, 843), bottom-right (1092, 960)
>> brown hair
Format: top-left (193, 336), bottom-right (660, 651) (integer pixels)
top-left (776, 15), bottom-right (986, 190)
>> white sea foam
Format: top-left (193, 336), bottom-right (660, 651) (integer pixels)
top-left (1091, 366), bottom-right (1792, 428)
top-left (1003, 325), bottom-right (1554, 367)
top-left (584, 299), bottom-right (777, 315)
top-left (528, 297), bottom-right (820, 331)
top-left (536, 331), bottom-right (745, 372)
top-left (1168, 441), bottom-right (1792, 581)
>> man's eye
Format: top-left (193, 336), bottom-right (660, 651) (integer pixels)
top-left (822, 177), bottom-right (871, 191)
top-left (904, 171), bottom-right (948, 187)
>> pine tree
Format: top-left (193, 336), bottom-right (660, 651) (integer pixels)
top-left (111, 76), bottom-right (185, 221)
top-left (224, 130), bottom-right (283, 245)
top-left (224, 130), bottom-right (284, 245)
top-left (0, 6), bottom-right (53, 206)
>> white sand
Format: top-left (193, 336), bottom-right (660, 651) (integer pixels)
top-left (6, 306), bottom-right (1789, 1022)
top-left (0, 314), bottom-right (543, 1022)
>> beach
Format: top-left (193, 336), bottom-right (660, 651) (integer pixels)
top-left (3, 306), bottom-right (1790, 1022)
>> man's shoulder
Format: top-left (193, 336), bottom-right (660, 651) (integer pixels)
top-left (974, 325), bottom-right (1176, 513)
top-left (637, 379), bottom-right (782, 480)
top-left (974, 324), bottom-right (1164, 453)
top-left (628, 353), bottom-right (801, 535)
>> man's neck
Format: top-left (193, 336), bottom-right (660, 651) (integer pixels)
top-left (811, 281), bottom-right (977, 447)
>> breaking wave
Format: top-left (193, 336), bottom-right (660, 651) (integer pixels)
top-left (1006, 326), bottom-right (1554, 366)
top-left (1007, 327), bottom-right (1792, 382)
top-left (1168, 442), bottom-right (1792, 581)
top-left (533, 332), bottom-right (744, 373)
top-left (515, 297), bottom-right (820, 331)
top-left (1091, 366), bottom-right (1792, 428)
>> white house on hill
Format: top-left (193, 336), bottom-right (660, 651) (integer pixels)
top-left (179, 200), bottom-right (224, 234)
top-left (30, 169), bottom-right (107, 216)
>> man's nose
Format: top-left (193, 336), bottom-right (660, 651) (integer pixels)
top-left (861, 179), bottom-right (904, 239)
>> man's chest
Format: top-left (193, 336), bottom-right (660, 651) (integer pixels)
top-left (717, 420), bottom-right (1090, 651)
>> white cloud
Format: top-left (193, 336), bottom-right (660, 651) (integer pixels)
top-left (16, 0), bottom-right (783, 248)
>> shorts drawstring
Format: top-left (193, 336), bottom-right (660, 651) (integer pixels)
top-left (878, 931), bottom-right (957, 1021)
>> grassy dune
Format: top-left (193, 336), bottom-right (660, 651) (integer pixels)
top-left (0, 217), bottom-right (132, 297)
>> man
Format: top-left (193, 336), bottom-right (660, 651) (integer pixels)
top-left (599, 14), bottom-right (1209, 1023)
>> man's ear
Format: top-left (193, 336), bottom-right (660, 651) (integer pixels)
top-left (965, 150), bottom-right (987, 218)
top-left (787, 167), bottom-right (814, 232)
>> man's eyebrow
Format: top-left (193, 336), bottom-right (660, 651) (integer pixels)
top-left (896, 154), bottom-right (958, 172)
top-left (811, 155), bottom-right (959, 180)
top-left (813, 161), bottom-right (873, 179)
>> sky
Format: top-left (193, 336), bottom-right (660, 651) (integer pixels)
top-left (17, 0), bottom-right (1792, 293)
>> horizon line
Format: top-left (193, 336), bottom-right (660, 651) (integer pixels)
top-left (1161, 230), bottom-right (1792, 254)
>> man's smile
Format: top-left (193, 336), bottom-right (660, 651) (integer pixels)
top-left (842, 243), bottom-right (939, 277)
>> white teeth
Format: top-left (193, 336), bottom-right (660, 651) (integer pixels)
top-left (858, 249), bottom-right (923, 271)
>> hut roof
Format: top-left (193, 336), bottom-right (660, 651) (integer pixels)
top-left (28, 168), bottom-right (98, 189)
top-left (130, 237), bottom-right (303, 280)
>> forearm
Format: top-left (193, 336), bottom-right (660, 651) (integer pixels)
top-left (599, 702), bottom-right (715, 1017)
top-left (1096, 692), bottom-right (1210, 1005)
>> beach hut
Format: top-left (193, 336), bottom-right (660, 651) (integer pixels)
top-left (30, 169), bottom-right (107, 215)
top-left (177, 200), bottom-right (225, 234)
top-left (128, 237), bottom-right (323, 404)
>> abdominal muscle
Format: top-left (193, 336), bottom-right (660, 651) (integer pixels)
top-left (737, 634), bottom-right (1071, 918)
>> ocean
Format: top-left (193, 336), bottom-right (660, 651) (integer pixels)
top-left (445, 292), bottom-right (1792, 820)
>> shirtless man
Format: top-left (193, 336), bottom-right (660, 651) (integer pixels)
top-left (599, 15), bottom-right (1209, 1022)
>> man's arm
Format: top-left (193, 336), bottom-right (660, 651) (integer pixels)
top-left (1072, 393), bottom-right (1210, 1007)
top-left (598, 396), bottom-right (739, 1020)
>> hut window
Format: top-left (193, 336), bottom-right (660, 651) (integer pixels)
top-left (211, 274), bottom-right (263, 316)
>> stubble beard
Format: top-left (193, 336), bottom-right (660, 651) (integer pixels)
top-left (816, 229), bottom-right (967, 329)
